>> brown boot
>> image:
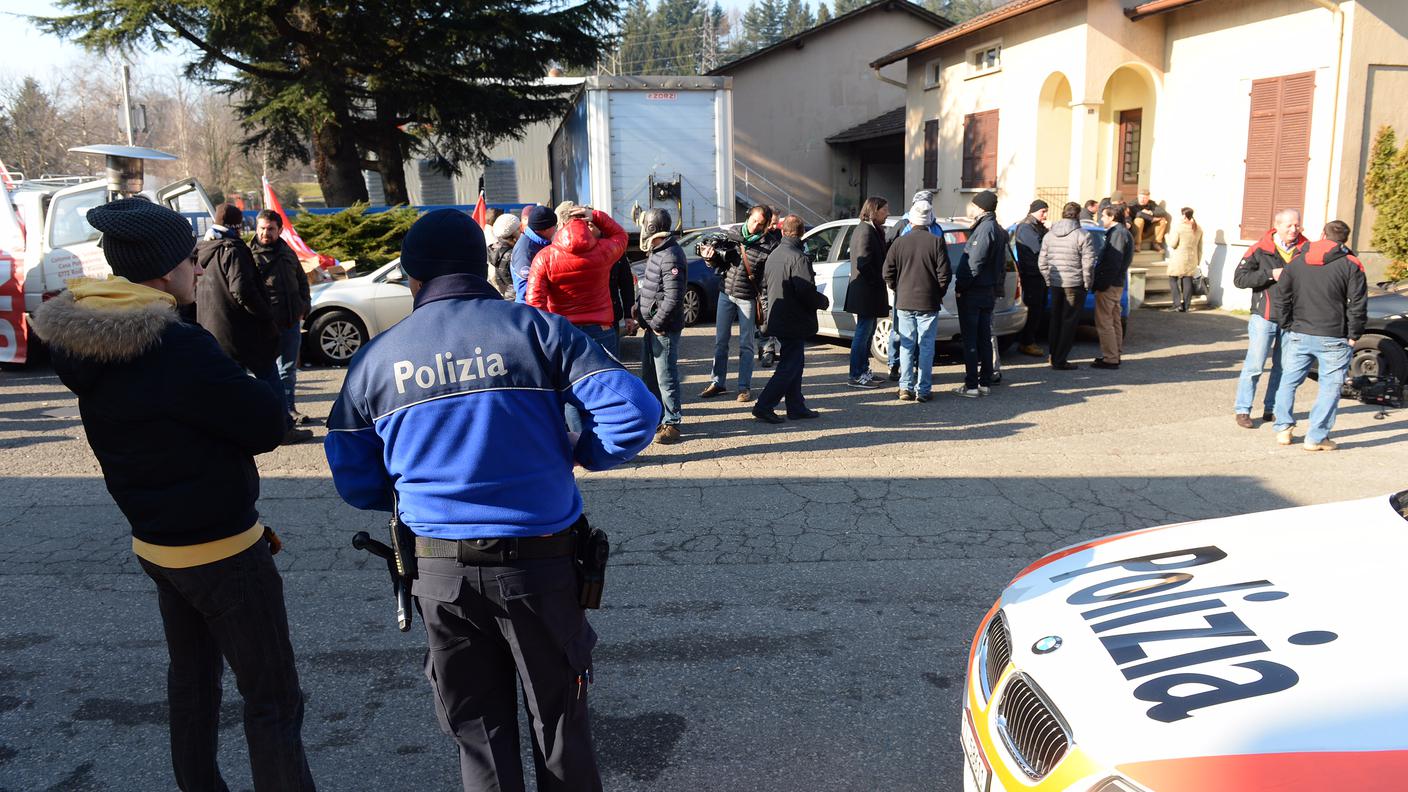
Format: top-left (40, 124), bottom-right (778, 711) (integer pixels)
top-left (1234, 414), bottom-right (1253, 429)
top-left (655, 424), bottom-right (682, 444)
top-left (736, 389), bottom-right (753, 403)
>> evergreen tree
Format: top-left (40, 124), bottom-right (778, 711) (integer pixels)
top-left (781, 0), bottom-right (815, 38)
top-left (931, 0), bottom-right (996, 21)
top-left (1366, 125), bottom-right (1397, 206)
top-left (816, 1), bottom-right (831, 22)
top-left (0, 78), bottom-right (70, 177)
top-left (832, 0), bottom-right (867, 15)
top-left (1366, 126), bottom-right (1408, 281)
top-left (42, 0), bottom-right (619, 206)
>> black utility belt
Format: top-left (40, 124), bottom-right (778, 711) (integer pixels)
top-left (414, 527), bottom-right (576, 565)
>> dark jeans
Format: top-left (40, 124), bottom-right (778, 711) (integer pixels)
top-left (138, 541), bottom-right (315, 792)
top-left (566, 325), bottom-right (620, 434)
top-left (1048, 286), bottom-right (1086, 366)
top-left (276, 327), bottom-right (302, 413)
top-left (756, 337), bottom-right (807, 416)
top-left (414, 555), bottom-right (602, 792)
top-left (1018, 274), bottom-right (1047, 346)
top-left (251, 361), bottom-right (293, 431)
top-left (1169, 276), bottom-right (1193, 312)
top-left (640, 327), bottom-right (682, 426)
top-left (849, 315), bottom-right (877, 379)
top-left (957, 294), bottom-right (995, 389)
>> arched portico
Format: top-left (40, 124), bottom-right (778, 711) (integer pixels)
top-left (1097, 64), bottom-right (1159, 201)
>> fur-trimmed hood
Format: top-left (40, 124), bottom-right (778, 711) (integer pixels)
top-left (32, 283), bottom-right (179, 365)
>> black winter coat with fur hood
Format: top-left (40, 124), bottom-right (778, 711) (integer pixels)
top-left (34, 290), bottom-right (285, 548)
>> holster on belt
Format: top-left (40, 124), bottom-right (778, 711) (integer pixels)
top-left (389, 500), bottom-right (417, 631)
top-left (574, 515), bottom-right (610, 610)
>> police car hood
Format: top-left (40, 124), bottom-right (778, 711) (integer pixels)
top-left (997, 492), bottom-right (1408, 778)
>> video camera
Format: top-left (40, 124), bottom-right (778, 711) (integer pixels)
top-left (1342, 373), bottom-right (1403, 413)
top-left (696, 231), bottom-right (738, 266)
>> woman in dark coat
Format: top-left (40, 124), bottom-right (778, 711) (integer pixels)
top-left (843, 196), bottom-right (891, 386)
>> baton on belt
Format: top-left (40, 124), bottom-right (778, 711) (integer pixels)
top-left (352, 495), bottom-right (417, 632)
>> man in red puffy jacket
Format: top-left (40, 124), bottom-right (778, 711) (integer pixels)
top-left (526, 205), bottom-right (629, 358)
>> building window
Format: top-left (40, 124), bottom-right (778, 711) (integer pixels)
top-left (482, 159), bottom-right (520, 203)
top-left (923, 119), bottom-right (940, 190)
top-left (962, 110), bottom-right (998, 189)
top-left (1240, 72), bottom-right (1315, 240)
top-left (966, 40), bottom-right (1001, 78)
top-left (923, 60), bottom-right (942, 90)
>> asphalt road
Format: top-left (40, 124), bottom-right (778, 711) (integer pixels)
top-left (0, 309), bottom-right (1403, 791)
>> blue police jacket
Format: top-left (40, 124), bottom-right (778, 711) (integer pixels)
top-left (325, 273), bottom-right (660, 539)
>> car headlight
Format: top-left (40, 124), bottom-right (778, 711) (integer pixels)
top-left (1091, 778), bottom-right (1148, 792)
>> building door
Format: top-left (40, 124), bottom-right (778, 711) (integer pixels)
top-left (1118, 109), bottom-right (1143, 195)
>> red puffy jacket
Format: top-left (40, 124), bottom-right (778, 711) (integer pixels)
top-left (526, 210), bottom-right (628, 327)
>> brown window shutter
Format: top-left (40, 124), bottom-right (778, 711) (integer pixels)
top-left (963, 111), bottom-right (998, 189)
top-left (1240, 72), bottom-right (1315, 240)
top-left (923, 120), bottom-right (939, 190)
top-left (981, 110), bottom-right (999, 188)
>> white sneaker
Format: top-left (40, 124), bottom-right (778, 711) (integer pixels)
top-left (954, 386), bottom-right (981, 398)
top-left (977, 386), bottom-right (991, 396)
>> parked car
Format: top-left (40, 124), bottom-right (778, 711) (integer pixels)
top-left (302, 259), bottom-right (411, 365)
top-left (629, 226), bottom-right (725, 326)
top-left (804, 218), bottom-right (1027, 361)
top-left (961, 488), bottom-right (1408, 792)
top-left (1358, 278), bottom-right (1408, 382)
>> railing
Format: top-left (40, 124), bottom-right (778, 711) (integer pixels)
top-left (1034, 186), bottom-right (1070, 211)
top-left (735, 159), bottom-right (829, 226)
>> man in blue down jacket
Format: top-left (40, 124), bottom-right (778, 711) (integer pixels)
top-left (633, 208), bottom-right (688, 444)
top-left (511, 205), bottom-right (557, 302)
top-left (325, 209), bottom-right (659, 792)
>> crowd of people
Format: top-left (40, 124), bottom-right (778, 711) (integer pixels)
top-left (24, 183), bottom-right (1372, 792)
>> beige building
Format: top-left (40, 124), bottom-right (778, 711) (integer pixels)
top-left (710, 0), bottom-right (951, 223)
top-left (873, 0), bottom-right (1408, 307)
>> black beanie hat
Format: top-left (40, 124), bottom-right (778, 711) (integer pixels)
top-left (973, 190), bottom-right (998, 213)
top-left (527, 205), bottom-right (557, 233)
top-left (400, 208), bottom-right (487, 282)
top-left (86, 198), bottom-right (196, 282)
top-left (1029, 199), bottom-right (1049, 213)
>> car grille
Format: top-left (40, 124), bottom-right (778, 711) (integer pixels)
top-left (996, 674), bottom-right (1070, 779)
top-left (983, 610), bottom-right (1011, 695)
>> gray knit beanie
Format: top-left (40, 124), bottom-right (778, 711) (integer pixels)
top-left (86, 198), bottom-right (197, 282)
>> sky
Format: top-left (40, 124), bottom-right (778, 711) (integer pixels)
top-left (0, 0), bottom-right (190, 88)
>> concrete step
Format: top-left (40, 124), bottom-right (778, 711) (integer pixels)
top-left (1141, 294), bottom-right (1210, 309)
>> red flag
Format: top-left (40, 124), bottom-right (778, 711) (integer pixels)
top-left (471, 192), bottom-right (487, 229)
top-left (262, 178), bottom-right (336, 270)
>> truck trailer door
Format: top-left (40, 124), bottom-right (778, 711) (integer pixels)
top-left (156, 177), bottom-right (217, 237)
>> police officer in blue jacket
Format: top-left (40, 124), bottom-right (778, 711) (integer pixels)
top-left (325, 209), bottom-right (660, 792)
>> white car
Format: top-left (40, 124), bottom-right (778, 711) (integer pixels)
top-left (962, 489), bottom-right (1408, 792)
top-left (802, 218), bottom-right (1027, 362)
top-left (302, 259), bottom-right (411, 365)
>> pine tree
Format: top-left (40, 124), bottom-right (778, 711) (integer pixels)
top-left (816, 1), bottom-right (831, 22)
top-left (1366, 129), bottom-right (1408, 281)
top-left (781, 0), bottom-right (815, 38)
top-left (833, 0), bottom-right (867, 15)
top-left (1366, 126), bottom-right (1397, 206)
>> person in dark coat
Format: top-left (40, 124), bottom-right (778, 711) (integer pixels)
top-left (250, 210), bottom-right (313, 435)
top-left (488, 212), bottom-right (521, 298)
top-left (32, 198), bottom-right (316, 792)
top-left (633, 208), bottom-right (688, 444)
top-left (751, 215), bottom-right (830, 425)
top-left (701, 204), bottom-right (779, 403)
top-left (196, 205), bottom-right (310, 441)
top-left (1038, 202), bottom-right (1097, 370)
top-left (1078, 199), bottom-right (1098, 224)
top-left (1270, 220), bottom-right (1368, 451)
top-left (843, 196), bottom-right (891, 388)
top-left (883, 200), bottom-right (951, 402)
top-left (1013, 200), bottom-right (1049, 356)
top-left (955, 190), bottom-right (1007, 396)
top-left (1091, 205), bottom-right (1134, 369)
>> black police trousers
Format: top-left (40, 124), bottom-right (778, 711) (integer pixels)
top-left (413, 555), bottom-right (602, 792)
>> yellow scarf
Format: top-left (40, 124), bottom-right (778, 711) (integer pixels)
top-left (67, 276), bottom-right (177, 311)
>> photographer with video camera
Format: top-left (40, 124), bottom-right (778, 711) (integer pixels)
top-left (699, 204), bottom-right (779, 403)
top-left (325, 209), bottom-right (659, 792)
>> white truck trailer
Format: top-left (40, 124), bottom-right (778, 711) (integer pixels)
top-left (0, 145), bottom-right (215, 364)
top-left (548, 76), bottom-right (735, 232)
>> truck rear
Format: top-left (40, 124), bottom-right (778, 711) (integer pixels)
top-left (549, 76), bottom-right (735, 233)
